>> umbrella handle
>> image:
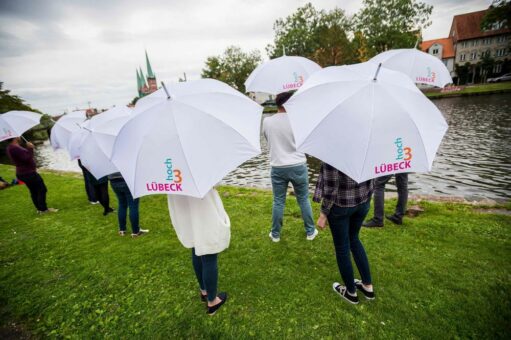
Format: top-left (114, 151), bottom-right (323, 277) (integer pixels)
top-left (21, 135), bottom-right (29, 143)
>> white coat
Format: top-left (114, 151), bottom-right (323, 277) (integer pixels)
top-left (167, 189), bottom-right (230, 256)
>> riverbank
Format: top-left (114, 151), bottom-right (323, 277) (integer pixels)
top-left (424, 82), bottom-right (511, 99)
top-left (0, 164), bottom-right (510, 338)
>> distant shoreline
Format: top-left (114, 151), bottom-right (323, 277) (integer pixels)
top-left (425, 82), bottom-right (511, 99)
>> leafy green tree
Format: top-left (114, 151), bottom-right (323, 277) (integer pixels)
top-left (479, 53), bottom-right (496, 82)
top-left (266, 3), bottom-right (355, 66)
top-left (201, 46), bottom-right (262, 93)
top-left (354, 0), bottom-right (433, 56)
top-left (481, 0), bottom-right (511, 30)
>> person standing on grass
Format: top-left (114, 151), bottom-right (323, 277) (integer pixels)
top-left (167, 188), bottom-right (229, 315)
top-left (81, 166), bottom-right (114, 216)
top-left (6, 137), bottom-right (58, 214)
top-left (314, 162), bottom-right (375, 304)
top-left (108, 172), bottom-right (148, 238)
top-left (77, 159), bottom-right (98, 205)
top-left (262, 91), bottom-right (317, 243)
top-left (363, 173), bottom-right (409, 228)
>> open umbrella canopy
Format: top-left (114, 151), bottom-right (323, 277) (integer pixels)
top-left (284, 62), bottom-right (448, 183)
top-left (111, 78), bottom-right (263, 198)
top-left (0, 111), bottom-right (42, 142)
top-left (50, 110), bottom-right (87, 151)
top-left (78, 106), bottom-right (133, 179)
top-left (245, 55), bottom-right (321, 95)
top-left (369, 48), bottom-right (453, 88)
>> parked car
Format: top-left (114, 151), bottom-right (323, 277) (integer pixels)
top-left (487, 73), bottom-right (511, 83)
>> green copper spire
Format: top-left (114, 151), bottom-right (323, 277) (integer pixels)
top-left (145, 50), bottom-right (155, 78)
top-left (139, 67), bottom-right (147, 87)
top-left (137, 69), bottom-right (145, 96)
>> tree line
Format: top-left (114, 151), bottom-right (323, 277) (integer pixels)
top-left (201, 0), bottom-right (433, 93)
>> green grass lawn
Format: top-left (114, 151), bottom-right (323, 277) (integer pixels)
top-left (0, 164), bottom-right (510, 339)
top-left (425, 81), bottom-right (511, 99)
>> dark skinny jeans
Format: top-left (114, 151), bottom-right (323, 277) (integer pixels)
top-left (110, 179), bottom-right (140, 233)
top-left (327, 200), bottom-right (372, 294)
top-left (191, 248), bottom-right (218, 302)
top-left (17, 172), bottom-right (48, 211)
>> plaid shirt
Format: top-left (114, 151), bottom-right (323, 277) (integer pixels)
top-left (313, 162), bottom-right (374, 214)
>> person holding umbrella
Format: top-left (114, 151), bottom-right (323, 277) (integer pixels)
top-left (6, 137), bottom-right (58, 214)
top-left (167, 189), bottom-right (230, 315)
top-left (314, 163), bottom-right (375, 304)
top-left (262, 91), bottom-right (317, 242)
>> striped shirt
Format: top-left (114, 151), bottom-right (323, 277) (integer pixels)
top-left (313, 162), bottom-right (374, 214)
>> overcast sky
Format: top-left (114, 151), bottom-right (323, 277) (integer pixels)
top-left (0, 0), bottom-right (490, 115)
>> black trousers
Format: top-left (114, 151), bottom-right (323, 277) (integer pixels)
top-left (93, 182), bottom-right (110, 213)
top-left (17, 172), bottom-right (48, 211)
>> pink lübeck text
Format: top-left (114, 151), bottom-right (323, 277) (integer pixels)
top-left (146, 182), bottom-right (183, 192)
top-left (375, 161), bottom-right (411, 174)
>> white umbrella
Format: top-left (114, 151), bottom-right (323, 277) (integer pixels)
top-left (284, 62), bottom-right (448, 183)
top-left (78, 106), bottom-right (133, 179)
top-left (50, 111), bottom-right (87, 151)
top-left (111, 78), bottom-right (263, 198)
top-left (369, 49), bottom-right (452, 88)
top-left (245, 55), bottom-right (321, 95)
top-left (0, 111), bottom-right (42, 142)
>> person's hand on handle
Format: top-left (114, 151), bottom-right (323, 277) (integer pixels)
top-left (317, 212), bottom-right (328, 230)
top-left (26, 142), bottom-right (34, 149)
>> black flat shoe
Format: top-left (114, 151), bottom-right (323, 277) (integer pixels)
top-left (385, 214), bottom-right (403, 225)
top-left (103, 208), bottom-right (114, 216)
top-left (207, 292), bottom-right (228, 315)
top-left (362, 218), bottom-right (384, 228)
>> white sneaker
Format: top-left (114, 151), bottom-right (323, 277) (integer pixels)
top-left (306, 228), bottom-right (319, 241)
top-left (268, 232), bottom-right (280, 243)
top-left (132, 229), bottom-right (149, 238)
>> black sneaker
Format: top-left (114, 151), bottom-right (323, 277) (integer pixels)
top-left (207, 292), bottom-right (228, 315)
top-left (103, 207), bottom-right (114, 216)
top-left (385, 214), bottom-right (403, 225)
top-left (332, 283), bottom-right (359, 304)
top-left (354, 279), bottom-right (375, 300)
top-left (363, 218), bottom-right (384, 228)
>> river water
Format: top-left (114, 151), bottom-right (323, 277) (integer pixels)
top-left (2, 94), bottom-right (510, 201)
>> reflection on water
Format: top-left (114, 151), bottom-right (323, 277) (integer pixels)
top-left (2, 94), bottom-right (509, 201)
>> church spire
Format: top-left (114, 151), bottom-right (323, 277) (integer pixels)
top-left (139, 67), bottom-right (147, 87)
top-left (145, 50), bottom-right (155, 78)
top-left (136, 69), bottom-right (142, 95)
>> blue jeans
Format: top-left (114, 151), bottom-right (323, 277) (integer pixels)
top-left (270, 164), bottom-right (315, 237)
top-left (327, 200), bottom-right (372, 294)
top-left (110, 179), bottom-right (140, 233)
top-left (191, 249), bottom-right (218, 302)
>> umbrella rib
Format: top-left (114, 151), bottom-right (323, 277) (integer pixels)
top-left (382, 85), bottom-right (432, 167)
top-left (175, 95), bottom-right (261, 151)
top-left (296, 81), bottom-right (369, 151)
top-left (169, 103), bottom-right (202, 196)
top-left (358, 83), bottom-right (376, 180)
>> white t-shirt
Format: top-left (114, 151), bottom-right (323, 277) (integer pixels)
top-left (167, 189), bottom-right (230, 256)
top-left (262, 112), bottom-right (307, 167)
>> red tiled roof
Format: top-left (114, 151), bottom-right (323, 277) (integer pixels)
top-left (450, 9), bottom-right (511, 41)
top-left (421, 38), bottom-right (455, 59)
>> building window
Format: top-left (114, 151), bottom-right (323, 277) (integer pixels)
top-left (496, 48), bottom-right (506, 57)
top-left (471, 40), bottom-right (478, 47)
top-left (432, 48), bottom-right (439, 54)
top-left (497, 36), bottom-right (507, 43)
top-left (483, 38), bottom-right (491, 45)
top-left (460, 54), bottom-right (466, 61)
top-left (461, 41), bottom-right (467, 48)
top-left (470, 51), bottom-right (477, 60)
top-left (493, 63), bottom-right (502, 73)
